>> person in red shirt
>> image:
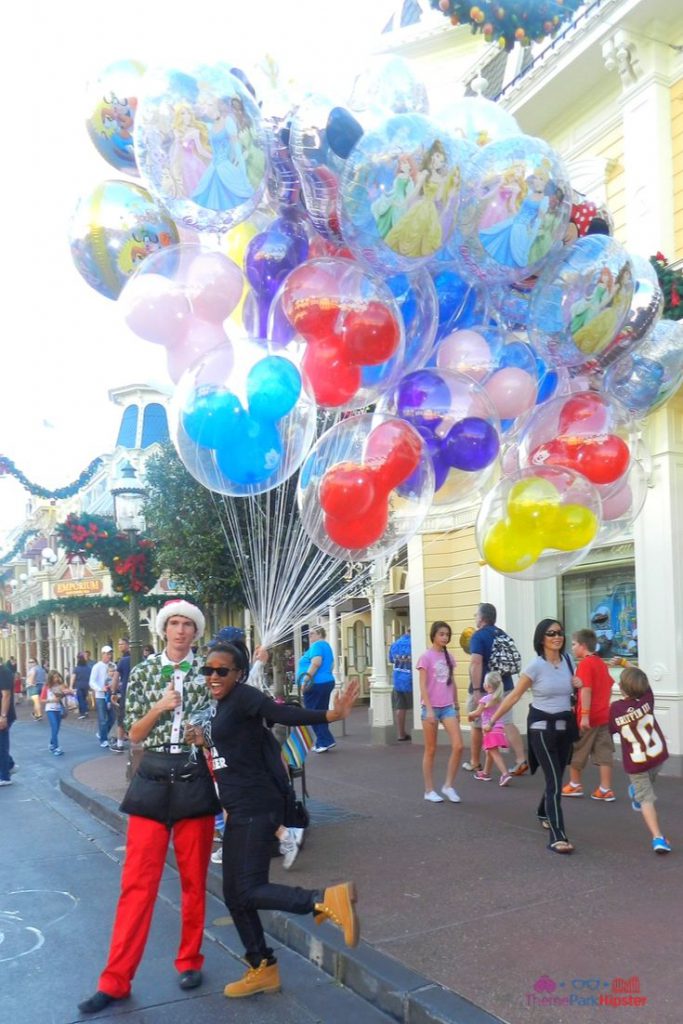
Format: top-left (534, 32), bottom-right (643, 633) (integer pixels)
top-left (562, 629), bottom-right (615, 801)
top-left (609, 666), bottom-right (670, 854)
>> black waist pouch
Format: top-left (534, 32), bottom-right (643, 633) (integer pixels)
top-left (119, 750), bottom-right (220, 825)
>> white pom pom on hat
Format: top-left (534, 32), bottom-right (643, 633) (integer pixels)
top-left (155, 599), bottom-right (205, 640)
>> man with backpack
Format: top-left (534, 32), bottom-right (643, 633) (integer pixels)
top-left (464, 603), bottom-right (528, 776)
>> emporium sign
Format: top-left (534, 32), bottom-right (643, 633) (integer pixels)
top-left (54, 578), bottom-right (102, 598)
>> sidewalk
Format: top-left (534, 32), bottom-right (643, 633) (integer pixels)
top-left (53, 704), bottom-right (682, 1024)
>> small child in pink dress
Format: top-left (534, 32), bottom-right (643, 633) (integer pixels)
top-left (467, 672), bottom-right (512, 787)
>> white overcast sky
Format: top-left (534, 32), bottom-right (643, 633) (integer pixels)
top-left (0, 0), bottom-right (398, 538)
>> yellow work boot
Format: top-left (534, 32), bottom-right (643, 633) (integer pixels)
top-left (223, 959), bottom-right (280, 998)
top-left (314, 881), bottom-right (359, 947)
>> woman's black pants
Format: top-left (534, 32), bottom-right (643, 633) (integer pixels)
top-left (222, 811), bottom-right (319, 966)
top-left (528, 727), bottom-right (574, 844)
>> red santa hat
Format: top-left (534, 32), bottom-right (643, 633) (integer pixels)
top-left (155, 599), bottom-right (205, 640)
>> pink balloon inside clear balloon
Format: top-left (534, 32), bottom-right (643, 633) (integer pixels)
top-left (484, 367), bottom-right (537, 420)
top-left (193, 340), bottom-right (236, 387)
top-left (601, 480), bottom-right (632, 521)
top-left (437, 329), bottom-right (492, 382)
top-left (122, 273), bottom-right (191, 345)
top-left (182, 252), bottom-right (244, 324)
top-left (166, 320), bottom-right (229, 383)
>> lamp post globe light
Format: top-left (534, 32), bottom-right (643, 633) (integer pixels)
top-left (110, 460), bottom-right (147, 668)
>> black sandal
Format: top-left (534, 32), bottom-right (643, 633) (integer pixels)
top-left (548, 840), bottom-right (574, 854)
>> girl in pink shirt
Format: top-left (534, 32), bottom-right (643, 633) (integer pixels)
top-left (417, 621), bottom-right (463, 804)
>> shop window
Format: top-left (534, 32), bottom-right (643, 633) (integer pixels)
top-left (562, 555), bottom-right (637, 662)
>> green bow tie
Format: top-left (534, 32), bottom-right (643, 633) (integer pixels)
top-left (161, 661), bottom-right (191, 681)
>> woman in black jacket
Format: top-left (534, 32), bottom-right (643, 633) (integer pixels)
top-left (185, 640), bottom-right (360, 999)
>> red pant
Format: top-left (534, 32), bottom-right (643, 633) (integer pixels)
top-left (98, 813), bottom-right (214, 998)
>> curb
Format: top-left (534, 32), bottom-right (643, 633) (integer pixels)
top-left (60, 774), bottom-right (506, 1024)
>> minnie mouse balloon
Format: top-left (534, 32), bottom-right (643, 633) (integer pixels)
top-left (134, 63), bottom-right (268, 234)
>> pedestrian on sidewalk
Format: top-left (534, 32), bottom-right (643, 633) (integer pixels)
top-left (184, 638), bottom-right (360, 999)
top-left (78, 600), bottom-right (219, 1016)
top-left (0, 658), bottom-right (16, 785)
top-left (485, 619), bottom-right (581, 854)
top-left (562, 629), bottom-right (615, 802)
top-left (45, 670), bottom-right (74, 755)
top-left (89, 646), bottom-right (115, 748)
top-left (389, 629), bottom-right (413, 742)
top-left (298, 626), bottom-right (337, 753)
top-left (110, 638), bottom-right (131, 753)
top-left (417, 620), bottom-right (463, 804)
top-left (464, 603), bottom-right (527, 776)
top-left (609, 666), bottom-right (671, 854)
top-left (70, 653), bottom-right (91, 718)
top-left (27, 658), bottom-right (46, 720)
top-left (467, 672), bottom-right (512, 786)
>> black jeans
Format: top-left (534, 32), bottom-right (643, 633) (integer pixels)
top-left (222, 811), bottom-right (320, 966)
top-left (528, 727), bottom-right (574, 844)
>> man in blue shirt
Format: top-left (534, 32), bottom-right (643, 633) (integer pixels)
top-left (389, 630), bottom-right (412, 742)
top-left (110, 638), bottom-right (131, 753)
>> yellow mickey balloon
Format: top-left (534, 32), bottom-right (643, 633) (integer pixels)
top-left (483, 518), bottom-right (543, 574)
top-left (507, 475), bottom-right (560, 536)
top-left (552, 504), bottom-right (599, 551)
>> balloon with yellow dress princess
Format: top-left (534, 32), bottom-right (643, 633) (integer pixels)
top-left (339, 114), bottom-right (467, 275)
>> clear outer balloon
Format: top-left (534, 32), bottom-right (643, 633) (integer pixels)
top-left (289, 95), bottom-right (347, 243)
top-left (264, 110), bottom-right (302, 210)
top-left (456, 135), bottom-right (572, 286)
top-left (69, 180), bottom-right (179, 300)
top-left (595, 458), bottom-right (648, 544)
top-left (604, 318), bottom-right (683, 418)
top-left (517, 390), bottom-right (632, 493)
top-left (339, 114), bottom-right (466, 275)
top-left (171, 339), bottom-right (316, 497)
top-left (476, 466), bottom-right (602, 580)
top-left (433, 97), bottom-right (520, 148)
top-left (348, 56), bottom-right (429, 116)
top-left (386, 270), bottom-right (439, 375)
top-left (436, 325), bottom-right (500, 381)
top-left (382, 367), bottom-right (501, 506)
top-left (489, 276), bottom-right (538, 329)
top-left (85, 59), bottom-right (146, 175)
top-left (297, 412), bottom-right (434, 562)
top-left (276, 257), bottom-right (405, 410)
top-left (528, 235), bottom-right (635, 368)
top-left (573, 253), bottom-right (663, 376)
top-left (134, 63), bottom-right (268, 234)
top-left (120, 242), bottom-right (246, 381)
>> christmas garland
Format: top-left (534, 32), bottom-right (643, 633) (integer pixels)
top-left (56, 513), bottom-right (158, 596)
top-left (0, 529), bottom-right (39, 567)
top-left (430, 1), bottom-right (583, 51)
top-left (7, 592), bottom-right (194, 624)
top-left (650, 253), bottom-right (683, 321)
top-left (0, 455), bottom-right (104, 499)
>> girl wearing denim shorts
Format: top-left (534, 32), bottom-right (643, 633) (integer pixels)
top-left (417, 621), bottom-right (463, 804)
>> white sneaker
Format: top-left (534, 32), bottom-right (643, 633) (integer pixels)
top-left (289, 827), bottom-right (305, 847)
top-left (210, 847), bottom-right (223, 864)
top-left (462, 762), bottom-right (481, 772)
top-left (424, 790), bottom-right (444, 803)
top-left (441, 786), bottom-right (461, 803)
top-left (279, 831), bottom-right (300, 870)
top-left (0, 780), bottom-right (13, 787)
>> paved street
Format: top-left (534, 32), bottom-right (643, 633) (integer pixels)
top-left (4, 703), bottom-right (683, 1024)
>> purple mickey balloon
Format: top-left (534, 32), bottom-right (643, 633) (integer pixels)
top-left (245, 216), bottom-right (309, 337)
top-left (443, 416), bottom-right (499, 472)
top-left (396, 370), bottom-right (451, 431)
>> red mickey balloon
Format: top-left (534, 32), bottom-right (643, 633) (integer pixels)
top-left (557, 393), bottom-right (608, 435)
top-left (302, 343), bottom-right (360, 406)
top-left (320, 462), bottom-right (376, 521)
top-left (343, 301), bottom-right (401, 365)
top-left (287, 296), bottom-right (341, 341)
top-left (530, 433), bottom-right (629, 485)
top-left (324, 501), bottom-right (389, 550)
top-left (364, 419), bottom-right (422, 493)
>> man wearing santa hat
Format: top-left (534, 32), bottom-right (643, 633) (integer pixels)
top-left (79, 599), bottom-right (219, 1015)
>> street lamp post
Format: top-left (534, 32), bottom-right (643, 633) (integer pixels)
top-left (110, 461), bottom-right (147, 669)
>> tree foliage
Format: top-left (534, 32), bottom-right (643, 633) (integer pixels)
top-left (144, 443), bottom-right (244, 606)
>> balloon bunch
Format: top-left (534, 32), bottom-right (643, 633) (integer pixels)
top-left (69, 51), bottom-right (681, 571)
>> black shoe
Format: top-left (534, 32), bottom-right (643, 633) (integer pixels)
top-left (78, 991), bottom-right (123, 1014)
top-left (397, 734), bottom-right (412, 742)
top-left (178, 969), bottom-right (203, 990)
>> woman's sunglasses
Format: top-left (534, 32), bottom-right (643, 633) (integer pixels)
top-left (199, 665), bottom-right (239, 678)
top-left (545, 630), bottom-right (564, 638)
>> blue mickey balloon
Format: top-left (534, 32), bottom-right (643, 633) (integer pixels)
top-left (432, 268), bottom-right (479, 341)
top-left (443, 417), bottom-right (500, 471)
top-left (534, 353), bottom-right (559, 405)
top-left (181, 388), bottom-right (243, 449)
top-left (247, 356), bottom-right (302, 421)
top-left (215, 416), bottom-right (283, 484)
